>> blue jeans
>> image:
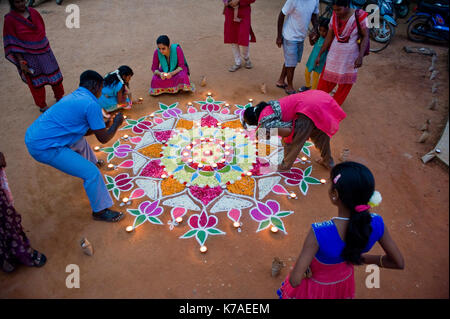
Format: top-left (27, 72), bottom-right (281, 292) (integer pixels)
top-left (27, 138), bottom-right (113, 212)
top-left (283, 39), bottom-right (304, 68)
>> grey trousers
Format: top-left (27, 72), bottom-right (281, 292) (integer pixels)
top-left (280, 114), bottom-right (333, 170)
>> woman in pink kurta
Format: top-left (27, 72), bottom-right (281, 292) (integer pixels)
top-left (149, 35), bottom-right (195, 96)
top-left (243, 90), bottom-right (346, 170)
top-left (224, 0), bottom-right (256, 72)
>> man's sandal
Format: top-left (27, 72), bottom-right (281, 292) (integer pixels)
top-left (92, 209), bottom-right (124, 222)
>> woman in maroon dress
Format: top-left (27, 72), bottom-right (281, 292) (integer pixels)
top-left (223, 0), bottom-right (256, 72)
top-left (3, 0), bottom-right (64, 112)
top-left (0, 152), bottom-right (46, 273)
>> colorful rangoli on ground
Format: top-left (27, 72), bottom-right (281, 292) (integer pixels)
top-left (99, 96), bottom-right (324, 251)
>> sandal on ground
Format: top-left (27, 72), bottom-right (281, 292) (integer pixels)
top-left (299, 86), bottom-right (311, 92)
top-left (32, 250), bottom-right (47, 267)
top-left (228, 64), bottom-right (242, 72)
top-left (276, 83), bottom-right (288, 89)
top-left (92, 209), bottom-right (124, 222)
top-left (39, 106), bottom-right (50, 113)
top-left (244, 58), bottom-right (253, 69)
top-left (285, 88), bottom-right (297, 95)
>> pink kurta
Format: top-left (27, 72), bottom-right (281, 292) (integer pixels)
top-left (149, 46), bottom-right (194, 96)
top-left (223, 0), bottom-right (256, 46)
top-left (258, 90), bottom-right (346, 140)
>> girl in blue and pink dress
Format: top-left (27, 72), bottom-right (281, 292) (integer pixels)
top-left (277, 161), bottom-right (404, 299)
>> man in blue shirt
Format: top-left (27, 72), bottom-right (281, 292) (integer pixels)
top-left (25, 70), bottom-right (124, 222)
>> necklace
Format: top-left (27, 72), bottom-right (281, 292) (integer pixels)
top-left (332, 217), bottom-right (350, 221)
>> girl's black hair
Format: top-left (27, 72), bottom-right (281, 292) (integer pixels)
top-left (9, 0), bottom-right (18, 10)
top-left (319, 17), bottom-right (330, 30)
top-left (243, 102), bottom-right (270, 126)
top-left (156, 35), bottom-right (170, 47)
top-left (104, 65), bottom-right (133, 88)
top-left (330, 161), bottom-right (375, 265)
top-left (333, 0), bottom-right (350, 7)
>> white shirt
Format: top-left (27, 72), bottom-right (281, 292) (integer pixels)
top-left (282, 0), bottom-right (319, 42)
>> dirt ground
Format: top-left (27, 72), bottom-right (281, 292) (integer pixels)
top-left (0, 0), bottom-right (448, 299)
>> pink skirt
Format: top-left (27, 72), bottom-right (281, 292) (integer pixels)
top-left (277, 257), bottom-right (355, 299)
top-left (149, 69), bottom-right (195, 96)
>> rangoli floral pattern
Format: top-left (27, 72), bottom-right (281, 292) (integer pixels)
top-left (99, 97), bottom-right (325, 251)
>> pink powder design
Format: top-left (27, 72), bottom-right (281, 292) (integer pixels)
top-left (140, 160), bottom-right (165, 178)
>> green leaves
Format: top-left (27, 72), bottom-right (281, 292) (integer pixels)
top-left (126, 119), bottom-right (138, 125)
top-left (304, 166), bottom-right (312, 177)
top-left (300, 180), bottom-right (309, 196)
top-left (304, 176), bottom-right (321, 184)
top-left (148, 216), bottom-right (163, 225)
top-left (196, 230), bottom-right (207, 246)
top-left (107, 152), bottom-right (114, 162)
top-left (105, 175), bottom-right (114, 184)
top-left (101, 147), bottom-right (114, 153)
top-left (113, 188), bottom-right (120, 200)
top-left (127, 209), bottom-right (141, 216)
top-left (180, 229), bottom-right (198, 239)
top-left (121, 124), bottom-right (134, 130)
top-left (301, 141), bottom-right (314, 156)
top-left (271, 216), bottom-right (286, 233)
top-left (276, 211), bottom-right (293, 218)
top-left (257, 220), bottom-right (271, 232)
top-left (207, 228), bottom-right (225, 235)
top-left (134, 215), bottom-right (147, 228)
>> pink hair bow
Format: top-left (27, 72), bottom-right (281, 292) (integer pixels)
top-left (355, 205), bottom-right (371, 213)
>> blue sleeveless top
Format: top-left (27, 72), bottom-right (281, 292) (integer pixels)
top-left (98, 81), bottom-right (129, 112)
top-left (312, 213), bottom-right (385, 264)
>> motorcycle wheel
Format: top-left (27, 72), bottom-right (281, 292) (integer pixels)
top-left (369, 17), bottom-right (395, 53)
top-left (407, 16), bottom-right (432, 42)
top-left (396, 4), bottom-right (410, 19)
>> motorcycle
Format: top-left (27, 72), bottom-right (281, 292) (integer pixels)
top-left (407, 0), bottom-right (449, 43)
top-left (394, 0), bottom-right (410, 19)
top-left (351, 0), bottom-right (398, 52)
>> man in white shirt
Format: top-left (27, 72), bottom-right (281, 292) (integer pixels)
top-left (276, 0), bottom-right (319, 95)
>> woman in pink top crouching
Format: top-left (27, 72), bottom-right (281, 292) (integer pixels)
top-left (242, 90), bottom-right (346, 170)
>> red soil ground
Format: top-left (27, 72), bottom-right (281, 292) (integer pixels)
top-left (0, 0), bottom-right (448, 298)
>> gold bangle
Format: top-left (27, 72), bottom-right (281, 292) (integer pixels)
top-left (379, 255), bottom-right (384, 268)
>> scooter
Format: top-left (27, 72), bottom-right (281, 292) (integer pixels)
top-left (351, 0), bottom-right (398, 52)
top-left (407, 0), bottom-right (449, 43)
top-left (394, 0), bottom-right (410, 19)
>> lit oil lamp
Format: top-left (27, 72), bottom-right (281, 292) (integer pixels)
top-left (126, 226), bottom-right (134, 233)
top-left (94, 146), bottom-right (100, 151)
top-left (200, 245), bottom-right (208, 253)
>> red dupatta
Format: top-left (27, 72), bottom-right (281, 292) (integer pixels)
top-left (3, 7), bottom-right (49, 64)
top-left (332, 9), bottom-right (368, 43)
